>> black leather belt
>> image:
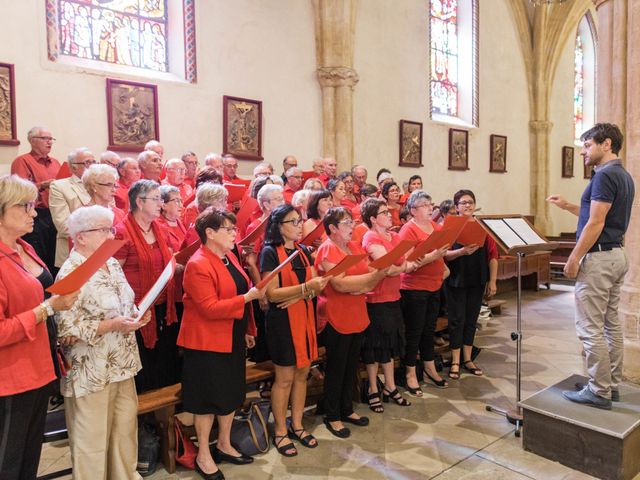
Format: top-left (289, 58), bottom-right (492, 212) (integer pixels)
top-left (588, 243), bottom-right (622, 253)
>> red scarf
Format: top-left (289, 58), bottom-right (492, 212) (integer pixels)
top-left (124, 213), bottom-right (177, 348)
top-left (276, 245), bottom-right (318, 368)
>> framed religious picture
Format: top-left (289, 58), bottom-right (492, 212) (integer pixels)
top-left (489, 134), bottom-right (507, 173)
top-left (562, 146), bottom-right (574, 178)
top-left (0, 62), bottom-right (19, 146)
top-left (448, 128), bottom-right (469, 171)
top-left (399, 120), bottom-right (423, 167)
top-left (106, 78), bottom-right (159, 152)
top-left (584, 163), bottom-right (594, 179)
top-left (223, 95), bottom-right (263, 161)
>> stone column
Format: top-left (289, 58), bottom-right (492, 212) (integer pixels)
top-left (312, 0), bottom-right (359, 171)
top-left (529, 120), bottom-right (553, 234)
top-left (594, 0), bottom-right (640, 384)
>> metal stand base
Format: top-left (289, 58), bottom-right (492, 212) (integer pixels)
top-left (486, 252), bottom-right (525, 437)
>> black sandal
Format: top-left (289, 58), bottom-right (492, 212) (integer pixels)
top-left (425, 372), bottom-right (449, 389)
top-left (288, 426), bottom-right (318, 448)
top-left (405, 383), bottom-right (423, 397)
top-left (273, 434), bottom-right (297, 457)
top-left (463, 360), bottom-right (483, 376)
top-left (367, 391), bottom-right (385, 413)
top-left (383, 388), bottom-right (411, 406)
top-left (449, 363), bottom-right (460, 380)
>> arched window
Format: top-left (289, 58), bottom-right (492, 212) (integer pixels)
top-left (574, 13), bottom-right (596, 143)
top-left (46, 0), bottom-right (197, 83)
top-left (429, 0), bottom-right (478, 126)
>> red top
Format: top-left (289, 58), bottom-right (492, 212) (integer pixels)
top-left (156, 216), bottom-right (187, 253)
top-left (485, 235), bottom-right (500, 261)
top-left (351, 223), bottom-right (369, 246)
top-left (245, 216), bottom-right (266, 256)
top-left (362, 231), bottom-right (403, 303)
top-left (316, 173), bottom-right (331, 186)
top-left (114, 180), bottom-right (131, 212)
top-left (389, 205), bottom-right (402, 228)
top-left (0, 239), bottom-right (56, 396)
top-left (162, 179), bottom-right (193, 203)
top-left (223, 175), bottom-right (250, 187)
top-left (341, 196), bottom-right (359, 211)
top-left (399, 220), bottom-right (445, 292)
top-left (179, 246), bottom-right (256, 352)
top-left (283, 185), bottom-right (296, 204)
top-left (314, 239), bottom-right (370, 334)
top-left (11, 152), bottom-right (61, 208)
top-left (182, 202), bottom-right (199, 229)
top-left (112, 205), bottom-right (126, 227)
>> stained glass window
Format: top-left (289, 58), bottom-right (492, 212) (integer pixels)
top-left (430, 0), bottom-right (458, 117)
top-left (574, 34), bottom-right (584, 141)
top-left (58, 0), bottom-right (168, 72)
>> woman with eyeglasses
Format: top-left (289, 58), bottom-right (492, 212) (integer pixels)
top-left (398, 190), bottom-right (450, 396)
top-left (158, 185), bottom-right (187, 252)
top-left (259, 205), bottom-right (330, 456)
top-left (56, 205), bottom-right (150, 479)
top-left (381, 181), bottom-right (404, 229)
top-left (444, 190), bottom-right (498, 379)
top-left (0, 174), bottom-right (80, 480)
top-left (114, 179), bottom-right (180, 392)
top-left (315, 207), bottom-right (387, 438)
top-left (360, 198), bottom-right (413, 412)
top-left (179, 208), bottom-right (266, 480)
top-left (82, 164), bottom-right (126, 226)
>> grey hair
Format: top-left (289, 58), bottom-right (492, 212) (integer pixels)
top-left (196, 183), bottom-right (228, 213)
top-left (406, 189), bottom-right (431, 210)
top-left (27, 126), bottom-right (47, 141)
top-left (159, 184), bottom-right (180, 202)
top-left (267, 175), bottom-right (284, 186)
top-left (285, 167), bottom-right (302, 178)
top-left (251, 175), bottom-right (271, 198)
top-left (128, 179), bottom-right (160, 213)
top-left (117, 157), bottom-right (136, 173)
top-left (351, 164), bottom-right (367, 175)
top-left (144, 140), bottom-right (162, 151)
top-left (164, 158), bottom-right (184, 169)
top-left (137, 150), bottom-right (159, 164)
top-left (100, 150), bottom-right (121, 163)
top-left (204, 152), bottom-right (222, 165)
top-left (181, 151), bottom-right (197, 161)
top-left (253, 161), bottom-right (273, 176)
top-left (291, 189), bottom-right (310, 209)
top-left (68, 205), bottom-right (114, 240)
top-left (82, 164), bottom-right (118, 192)
top-left (257, 184), bottom-right (283, 212)
top-left (67, 147), bottom-right (91, 166)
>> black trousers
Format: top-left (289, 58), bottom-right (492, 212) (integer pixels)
top-left (321, 323), bottom-right (362, 422)
top-left (400, 289), bottom-right (441, 366)
top-left (445, 284), bottom-right (485, 349)
top-left (135, 303), bottom-right (181, 393)
top-left (0, 383), bottom-right (51, 480)
top-left (21, 208), bottom-right (57, 276)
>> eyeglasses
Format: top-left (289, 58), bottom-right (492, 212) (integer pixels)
top-left (82, 227), bottom-right (116, 235)
top-left (167, 168), bottom-right (187, 174)
top-left (165, 198), bottom-right (183, 204)
top-left (281, 218), bottom-right (304, 226)
top-left (457, 200), bottom-right (475, 206)
top-left (33, 136), bottom-right (56, 142)
top-left (16, 201), bottom-right (36, 213)
top-left (413, 203), bottom-right (432, 209)
top-left (140, 196), bottom-right (163, 203)
top-left (338, 220), bottom-right (354, 226)
top-left (96, 182), bottom-right (116, 188)
top-left (377, 209), bottom-right (392, 216)
top-left (73, 160), bottom-right (96, 167)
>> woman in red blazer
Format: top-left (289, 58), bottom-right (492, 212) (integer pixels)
top-left (178, 208), bottom-right (266, 480)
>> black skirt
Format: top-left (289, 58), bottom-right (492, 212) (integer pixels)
top-left (265, 312), bottom-right (298, 367)
top-left (361, 301), bottom-right (405, 364)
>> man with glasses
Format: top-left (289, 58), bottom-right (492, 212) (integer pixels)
top-left (281, 155), bottom-right (298, 184)
top-left (181, 151), bottom-right (199, 189)
top-left (100, 150), bottom-right (121, 168)
top-left (162, 158), bottom-right (193, 203)
top-left (11, 126), bottom-right (62, 272)
top-left (283, 167), bottom-right (304, 203)
top-left (49, 148), bottom-right (94, 267)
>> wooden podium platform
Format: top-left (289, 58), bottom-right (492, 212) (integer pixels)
top-left (520, 374), bottom-right (640, 480)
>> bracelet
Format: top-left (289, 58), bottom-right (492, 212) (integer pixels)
top-left (38, 303), bottom-right (48, 322)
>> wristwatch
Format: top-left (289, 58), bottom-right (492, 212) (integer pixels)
top-left (43, 300), bottom-right (55, 316)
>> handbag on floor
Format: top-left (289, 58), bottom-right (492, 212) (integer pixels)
top-left (230, 400), bottom-right (271, 456)
top-left (175, 417), bottom-right (197, 469)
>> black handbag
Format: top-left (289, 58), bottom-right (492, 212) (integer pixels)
top-left (229, 400), bottom-right (271, 456)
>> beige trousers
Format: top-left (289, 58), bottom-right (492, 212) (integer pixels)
top-left (65, 377), bottom-right (141, 480)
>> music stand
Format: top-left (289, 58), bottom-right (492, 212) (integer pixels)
top-left (476, 215), bottom-right (558, 437)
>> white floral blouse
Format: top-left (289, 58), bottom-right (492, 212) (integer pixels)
top-left (56, 250), bottom-right (142, 398)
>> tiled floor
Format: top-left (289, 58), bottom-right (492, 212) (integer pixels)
top-left (38, 285), bottom-right (637, 479)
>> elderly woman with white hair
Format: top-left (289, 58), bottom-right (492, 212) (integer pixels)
top-left (291, 189), bottom-right (311, 221)
top-left (82, 163), bottom-right (126, 226)
top-left (183, 183), bottom-right (229, 246)
top-left (56, 205), bottom-right (149, 480)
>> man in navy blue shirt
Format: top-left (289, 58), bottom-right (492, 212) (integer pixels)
top-left (548, 123), bottom-right (634, 410)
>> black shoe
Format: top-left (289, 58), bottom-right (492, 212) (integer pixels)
top-left (574, 382), bottom-right (619, 402)
top-left (341, 415), bottom-right (369, 427)
top-left (212, 447), bottom-right (254, 465)
top-left (562, 387), bottom-right (612, 410)
top-left (195, 459), bottom-right (225, 480)
top-left (324, 419), bottom-right (351, 438)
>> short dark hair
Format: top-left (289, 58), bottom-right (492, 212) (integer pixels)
top-left (375, 168), bottom-right (391, 182)
top-left (195, 208), bottom-right (236, 244)
top-left (360, 184), bottom-right (379, 198)
top-left (399, 205), bottom-right (412, 222)
top-left (381, 181), bottom-right (399, 199)
top-left (327, 178), bottom-right (343, 193)
top-left (264, 204), bottom-right (298, 247)
top-left (360, 197), bottom-right (385, 228)
top-left (580, 123), bottom-right (624, 155)
top-left (323, 207), bottom-right (352, 236)
top-left (453, 189), bottom-right (476, 205)
top-left (195, 167), bottom-right (223, 189)
top-left (251, 176), bottom-right (271, 198)
top-left (337, 171), bottom-right (353, 182)
top-left (128, 179), bottom-right (159, 213)
top-left (439, 199), bottom-right (455, 215)
top-left (307, 189), bottom-right (332, 220)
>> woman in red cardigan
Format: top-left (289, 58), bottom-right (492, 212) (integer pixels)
top-left (0, 174), bottom-right (78, 480)
top-left (178, 208), bottom-right (266, 480)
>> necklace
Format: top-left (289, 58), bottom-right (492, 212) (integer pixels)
top-left (140, 223), bottom-right (153, 233)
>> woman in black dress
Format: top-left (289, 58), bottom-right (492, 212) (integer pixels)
top-left (178, 208), bottom-right (266, 480)
top-left (259, 205), bottom-right (330, 456)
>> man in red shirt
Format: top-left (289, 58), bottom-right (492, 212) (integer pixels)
top-left (351, 164), bottom-right (367, 200)
top-left (11, 126), bottom-right (61, 273)
top-left (181, 151), bottom-right (199, 189)
top-left (317, 157), bottom-right (337, 186)
top-left (115, 157), bottom-right (141, 212)
top-left (222, 154), bottom-right (247, 184)
top-left (162, 158), bottom-right (193, 202)
top-left (283, 167), bottom-right (304, 203)
top-left (138, 150), bottom-right (163, 182)
top-left (204, 152), bottom-right (224, 175)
